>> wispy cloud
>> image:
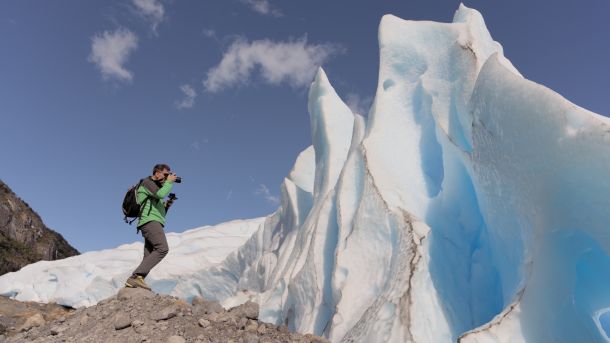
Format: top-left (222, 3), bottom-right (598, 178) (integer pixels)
top-left (202, 29), bottom-right (216, 39)
top-left (132, 0), bottom-right (165, 33)
top-left (345, 92), bottom-right (373, 116)
top-left (204, 37), bottom-right (342, 93)
top-left (241, 0), bottom-right (282, 17)
top-left (190, 138), bottom-right (209, 151)
top-left (176, 84), bottom-right (197, 109)
top-left (226, 190), bottom-right (233, 200)
top-left (88, 28), bottom-right (138, 82)
top-left (255, 184), bottom-right (280, 206)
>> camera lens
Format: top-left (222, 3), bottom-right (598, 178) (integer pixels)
top-left (175, 177), bottom-right (182, 183)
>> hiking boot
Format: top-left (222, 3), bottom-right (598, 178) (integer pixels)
top-left (125, 275), bottom-right (152, 291)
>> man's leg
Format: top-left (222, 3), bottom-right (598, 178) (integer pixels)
top-left (130, 236), bottom-right (153, 279)
top-left (143, 238), bottom-right (153, 262)
top-left (132, 221), bottom-right (169, 277)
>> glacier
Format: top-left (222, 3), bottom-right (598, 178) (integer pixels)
top-left (2, 4), bottom-right (610, 342)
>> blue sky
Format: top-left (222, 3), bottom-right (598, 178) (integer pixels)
top-left (1, 0), bottom-right (609, 252)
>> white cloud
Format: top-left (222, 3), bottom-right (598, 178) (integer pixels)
top-left (88, 28), bottom-right (138, 82)
top-left (255, 184), bottom-right (280, 206)
top-left (345, 93), bottom-right (373, 116)
top-left (204, 37), bottom-right (342, 93)
top-left (241, 0), bottom-right (282, 17)
top-left (176, 84), bottom-right (197, 109)
top-left (132, 0), bottom-right (165, 33)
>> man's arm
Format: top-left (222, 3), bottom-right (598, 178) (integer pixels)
top-left (141, 178), bottom-right (173, 199)
top-left (155, 181), bottom-right (173, 199)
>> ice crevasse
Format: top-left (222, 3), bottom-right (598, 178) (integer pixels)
top-left (3, 4), bottom-right (610, 343)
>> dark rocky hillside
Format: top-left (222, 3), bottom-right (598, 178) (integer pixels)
top-left (0, 180), bottom-right (79, 276)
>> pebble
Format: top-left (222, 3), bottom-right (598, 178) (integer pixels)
top-left (167, 335), bottom-right (186, 343)
top-left (198, 318), bottom-right (211, 328)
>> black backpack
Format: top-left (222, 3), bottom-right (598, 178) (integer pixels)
top-left (122, 179), bottom-right (153, 225)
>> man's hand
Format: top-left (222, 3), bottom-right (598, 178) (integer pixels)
top-left (165, 199), bottom-right (174, 210)
top-left (166, 173), bottom-right (178, 182)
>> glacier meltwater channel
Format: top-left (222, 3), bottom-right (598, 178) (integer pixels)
top-left (2, 4), bottom-right (610, 343)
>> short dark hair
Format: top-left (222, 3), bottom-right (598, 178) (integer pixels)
top-left (152, 164), bottom-right (171, 175)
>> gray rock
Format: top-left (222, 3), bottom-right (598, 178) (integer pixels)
top-left (19, 313), bottom-right (45, 332)
top-left (117, 287), bottom-right (155, 302)
top-left (245, 320), bottom-right (258, 332)
top-left (193, 300), bottom-right (224, 316)
top-left (50, 325), bottom-right (66, 335)
top-left (167, 335), bottom-right (186, 343)
top-left (153, 305), bottom-right (179, 321)
top-left (114, 311), bottom-right (132, 330)
top-left (207, 311), bottom-right (231, 323)
top-left (191, 297), bottom-right (206, 306)
top-left (230, 301), bottom-right (259, 320)
top-left (243, 332), bottom-right (259, 343)
top-left (79, 313), bottom-right (89, 326)
top-left (237, 317), bottom-right (248, 330)
top-left (134, 324), bottom-right (151, 334)
top-left (198, 318), bottom-right (211, 328)
top-left (256, 324), bottom-right (267, 335)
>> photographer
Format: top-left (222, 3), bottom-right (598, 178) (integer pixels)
top-left (125, 163), bottom-right (180, 291)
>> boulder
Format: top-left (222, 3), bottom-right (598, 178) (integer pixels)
top-left (229, 301), bottom-right (259, 320)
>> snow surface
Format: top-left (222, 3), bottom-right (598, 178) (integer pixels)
top-left (3, 4), bottom-right (610, 342)
top-left (0, 219), bottom-right (263, 308)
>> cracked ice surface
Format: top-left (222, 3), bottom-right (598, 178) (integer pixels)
top-left (3, 4), bottom-right (610, 342)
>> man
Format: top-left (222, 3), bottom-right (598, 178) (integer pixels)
top-left (125, 163), bottom-right (177, 290)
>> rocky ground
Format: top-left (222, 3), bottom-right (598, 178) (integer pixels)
top-left (0, 295), bottom-right (74, 339)
top-left (0, 289), bottom-right (329, 343)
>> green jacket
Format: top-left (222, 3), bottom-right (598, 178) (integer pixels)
top-left (137, 177), bottom-right (174, 227)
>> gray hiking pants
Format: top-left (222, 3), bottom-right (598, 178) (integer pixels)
top-left (132, 221), bottom-right (169, 277)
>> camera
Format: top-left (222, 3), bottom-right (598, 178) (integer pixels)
top-left (164, 173), bottom-right (182, 183)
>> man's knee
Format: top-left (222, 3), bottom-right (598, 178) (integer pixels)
top-left (158, 245), bottom-right (169, 257)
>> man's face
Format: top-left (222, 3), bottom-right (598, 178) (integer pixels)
top-left (154, 168), bottom-right (170, 181)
